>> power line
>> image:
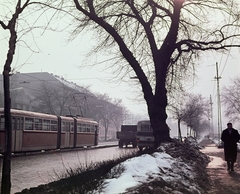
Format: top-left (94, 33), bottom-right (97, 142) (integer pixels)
top-left (219, 0), bottom-right (235, 77)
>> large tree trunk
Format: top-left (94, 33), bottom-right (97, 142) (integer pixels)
top-left (1, 72), bottom-right (12, 194)
top-left (148, 105), bottom-right (170, 147)
top-left (147, 81), bottom-right (171, 147)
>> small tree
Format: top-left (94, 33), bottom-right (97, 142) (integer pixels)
top-left (182, 94), bottom-right (209, 138)
top-left (0, 1), bottom-right (31, 193)
top-left (0, 1), bottom-right (64, 191)
top-left (168, 92), bottom-right (188, 142)
top-left (169, 93), bottom-right (209, 139)
top-left (94, 94), bottom-right (124, 140)
top-left (110, 99), bottom-right (125, 133)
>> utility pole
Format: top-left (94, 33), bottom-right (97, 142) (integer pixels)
top-left (214, 62), bottom-right (222, 142)
top-left (209, 95), bottom-right (213, 137)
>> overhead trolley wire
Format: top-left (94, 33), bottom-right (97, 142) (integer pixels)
top-left (218, 0), bottom-right (235, 77)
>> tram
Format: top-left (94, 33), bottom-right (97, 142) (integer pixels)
top-left (0, 108), bottom-right (98, 153)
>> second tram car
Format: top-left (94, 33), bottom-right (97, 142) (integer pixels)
top-left (136, 120), bottom-right (154, 151)
top-left (0, 108), bottom-right (98, 154)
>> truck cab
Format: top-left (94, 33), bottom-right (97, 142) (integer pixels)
top-left (116, 125), bottom-right (137, 148)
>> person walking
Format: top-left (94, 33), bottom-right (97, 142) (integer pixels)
top-left (221, 123), bottom-right (240, 171)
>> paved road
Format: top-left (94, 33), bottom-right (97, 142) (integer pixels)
top-left (200, 138), bottom-right (240, 194)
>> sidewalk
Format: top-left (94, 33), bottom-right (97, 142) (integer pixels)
top-left (200, 138), bottom-right (240, 194)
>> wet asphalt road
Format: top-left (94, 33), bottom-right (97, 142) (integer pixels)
top-left (0, 141), bottom-right (138, 194)
top-left (200, 138), bottom-right (240, 194)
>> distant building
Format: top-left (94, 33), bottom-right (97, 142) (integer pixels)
top-left (0, 72), bottom-right (93, 114)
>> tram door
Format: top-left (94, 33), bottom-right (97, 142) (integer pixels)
top-left (12, 117), bottom-right (23, 152)
top-left (64, 122), bottom-right (71, 148)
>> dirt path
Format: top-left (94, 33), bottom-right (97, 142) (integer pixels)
top-left (200, 138), bottom-right (240, 194)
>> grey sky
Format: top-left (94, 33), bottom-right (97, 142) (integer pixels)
top-left (0, 1), bottom-right (240, 124)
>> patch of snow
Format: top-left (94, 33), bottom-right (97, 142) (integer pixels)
top-left (207, 156), bottom-right (224, 168)
top-left (93, 151), bottom-right (201, 194)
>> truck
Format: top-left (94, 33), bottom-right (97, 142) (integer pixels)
top-left (116, 125), bottom-right (137, 148)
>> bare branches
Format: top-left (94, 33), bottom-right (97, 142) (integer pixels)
top-left (0, 20), bottom-right (7, 29)
top-left (176, 22), bottom-right (240, 54)
top-left (67, 1), bottom-right (240, 95)
top-left (222, 76), bottom-right (240, 121)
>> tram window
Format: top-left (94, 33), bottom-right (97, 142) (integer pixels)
top-left (50, 120), bottom-right (57, 131)
top-left (62, 121), bottom-right (65, 132)
top-left (0, 116), bottom-right (4, 130)
top-left (70, 122), bottom-right (74, 132)
top-left (25, 117), bottom-right (34, 130)
top-left (90, 125), bottom-right (95, 132)
top-left (82, 124), bottom-right (86, 132)
top-left (77, 123), bottom-right (81, 132)
top-left (12, 117), bottom-right (23, 130)
top-left (43, 119), bottom-right (50, 131)
top-left (86, 124), bottom-right (90, 132)
top-left (35, 118), bottom-right (42, 130)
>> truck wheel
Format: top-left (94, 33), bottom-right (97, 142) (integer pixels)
top-left (119, 140), bottom-right (123, 148)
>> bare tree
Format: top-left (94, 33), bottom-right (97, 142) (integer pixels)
top-left (94, 94), bottom-right (124, 140)
top-left (31, 82), bottom-right (90, 116)
top-left (32, 82), bottom-right (58, 114)
top-left (191, 119), bottom-right (210, 138)
top-left (54, 0), bottom-right (240, 146)
top-left (0, 1), bottom-right (63, 191)
top-left (110, 99), bottom-right (125, 133)
top-left (0, 1), bottom-right (32, 193)
top-left (222, 76), bottom-right (240, 121)
top-left (168, 92), bottom-right (188, 142)
top-left (169, 93), bottom-right (209, 139)
top-left (181, 94), bottom-right (209, 137)
top-left (0, 0), bottom-right (37, 194)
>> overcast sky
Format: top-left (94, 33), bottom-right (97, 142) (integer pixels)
top-left (0, 1), bottom-right (240, 130)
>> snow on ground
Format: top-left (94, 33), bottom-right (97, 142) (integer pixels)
top-left (94, 149), bottom-right (201, 194)
top-left (207, 156), bottom-right (224, 168)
